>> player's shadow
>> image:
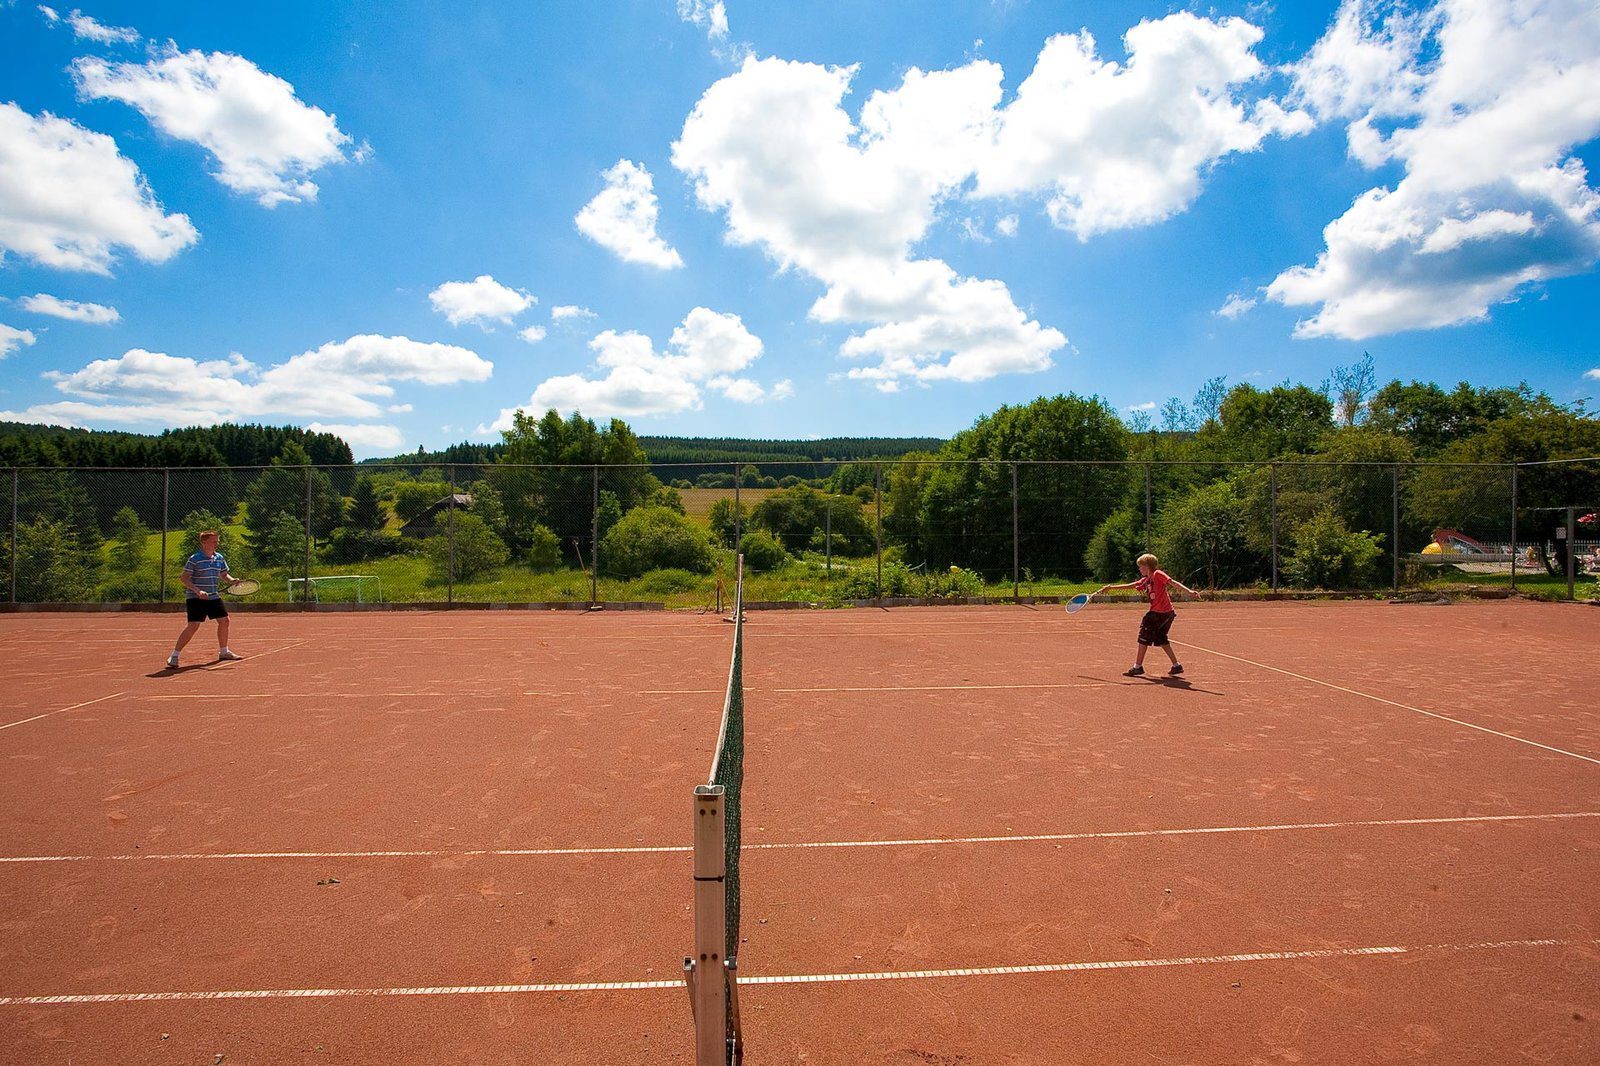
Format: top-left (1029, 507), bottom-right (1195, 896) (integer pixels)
top-left (146, 661), bottom-right (223, 679)
top-left (1078, 673), bottom-right (1224, 697)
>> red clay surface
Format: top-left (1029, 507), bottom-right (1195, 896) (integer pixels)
top-left (1, 600), bottom-right (1597, 1064)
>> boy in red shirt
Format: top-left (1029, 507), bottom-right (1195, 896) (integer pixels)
top-left (1095, 552), bottom-right (1199, 677)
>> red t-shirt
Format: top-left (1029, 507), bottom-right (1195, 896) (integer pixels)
top-left (1136, 569), bottom-right (1174, 613)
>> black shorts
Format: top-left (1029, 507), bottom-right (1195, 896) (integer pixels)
top-left (185, 597), bottom-right (228, 623)
top-left (1137, 610), bottom-right (1175, 647)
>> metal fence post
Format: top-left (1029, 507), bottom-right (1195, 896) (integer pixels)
top-left (1269, 463), bottom-right (1279, 591)
top-left (447, 465), bottom-right (456, 605)
top-left (1391, 464), bottom-right (1400, 592)
top-left (874, 464), bottom-right (883, 599)
top-left (732, 464), bottom-right (742, 547)
top-left (1567, 506), bottom-right (1577, 601)
top-left (1011, 462), bottom-right (1020, 600)
top-left (303, 466), bottom-right (313, 604)
top-left (159, 468), bottom-right (169, 603)
top-left (1143, 464), bottom-right (1153, 552)
top-left (8, 468), bottom-right (17, 604)
top-left (1509, 465), bottom-right (1518, 591)
top-left (824, 496), bottom-right (832, 578)
top-left (590, 466), bottom-right (600, 606)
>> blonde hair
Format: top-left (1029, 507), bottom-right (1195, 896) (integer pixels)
top-left (1136, 552), bottom-right (1159, 569)
top-left (199, 530), bottom-right (219, 541)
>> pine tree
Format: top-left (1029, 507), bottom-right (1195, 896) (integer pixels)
top-left (346, 475), bottom-right (385, 532)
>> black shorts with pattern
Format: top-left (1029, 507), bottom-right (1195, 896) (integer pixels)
top-left (1137, 610), bottom-right (1175, 647)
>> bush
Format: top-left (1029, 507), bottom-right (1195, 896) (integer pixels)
top-left (739, 529), bottom-right (789, 572)
top-left (11, 518), bottom-right (97, 601)
top-left (600, 506), bottom-right (713, 578)
top-left (1085, 507), bottom-right (1143, 583)
top-left (924, 565), bottom-right (985, 599)
top-left (394, 481), bottom-right (448, 522)
top-left (1282, 508), bottom-right (1384, 589)
top-left (424, 512), bottom-right (509, 581)
top-left (633, 568), bottom-right (705, 596)
top-left (326, 528), bottom-right (406, 564)
top-left (525, 523), bottom-right (562, 571)
top-left (1153, 480), bottom-right (1261, 588)
top-left (828, 560), bottom-right (914, 602)
top-left (98, 573), bottom-right (162, 603)
top-left (646, 486), bottom-right (687, 514)
top-left (708, 498), bottom-right (747, 548)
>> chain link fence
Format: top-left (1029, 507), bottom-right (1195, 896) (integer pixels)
top-left (2, 459), bottom-right (1596, 606)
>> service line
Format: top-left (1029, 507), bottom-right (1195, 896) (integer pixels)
top-left (2, 810), bottom-right (1593, 864)
top-left (1, 937), bottom-right (1592, 1006)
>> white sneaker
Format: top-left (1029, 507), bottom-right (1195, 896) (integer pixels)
top-left (217, 650), bottom-right (242, 661)
top-left (166, 654), bottom-right (180, 668)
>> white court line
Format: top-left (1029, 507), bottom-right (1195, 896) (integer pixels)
top-left (638, 679), bottom-right (1275, 695)
top-left (196, 639), bottom-right (309, 671)
top-left (3, 811), bottom-right (1593, 864)
top-left (138, 692), bottom-right (580, 701)
top-left (0, 692), bottom-right (124, 732)
top-left (1175, 640), bottom-right (1600, 768)
top-left (0, 937), bottom-right (1591, 1005)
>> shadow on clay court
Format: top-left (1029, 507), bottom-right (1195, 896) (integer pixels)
top-left (1077, 673), bottom-right (1224, 697)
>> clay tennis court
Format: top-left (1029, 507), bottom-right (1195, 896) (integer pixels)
top-left (2, 599), bottom-right (1597, 1063)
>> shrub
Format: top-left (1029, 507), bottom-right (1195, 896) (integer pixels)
top-left (345, 476), bottom-right (386, 531)
top-left (1085, 507), bottom-right (1143, 583)
top-left (326, 528), bottom-right (406, 564)
top-left (525, 523), bottom-right (562, 571)
top-left (11, 518), bottom-right (97, 601)
top-left (424, 512), bottom-right (509, 581)
top-left (98, 573), bottom-right (162, 603)
top-left (1282, 508), bottom-right (1384, 589)
top-left (828, 560), bottom-right (914, 602)
top-left (739, 529), bottom-right (789, 571)
top-left (646, 486), bottom-right (687, 514)
top-left (633, 568), bottom-right (705, 596)
top-left (1153, 480), bottom-right (1261, 588)
top-left (708, 498), bottom-right (747, 548)
top-left (600, 506), bottom-right (713, 578)
top-left (393, 481), bottom-right (449, 522)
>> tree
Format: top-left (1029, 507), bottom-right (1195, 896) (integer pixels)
top-left (425, 513), bottom-right (509, 581)
top-left (1218, 384), bottom-right (1334, 460)
top-left (256, 512), bottom-right (308, 569)
top-left (708, 498), bottom-right (747, 548)
top-left (1085, 507), bottom-right (1144, 583)
top-left (1366, 381), bottom-right (1564, 456)
top-left (739, 529), bottom-right (788, 571)
top-left (525, 524), bottom-right (562, 571)
top-left (750, 485), bottom-right (873, 555)
top-left (1326, 352), bottom-right (1378, 427)
top-left (393, 480), bottom-right (449, 522)
top-left (346, 476), bottom-right (385, 532)
top-left (599, 506), bottom-right (713, 578)
top-left (1159, 397), bottom-right (1196, 432)
top-left (10, 518), bottom-right (96, 601)
top-left (468, 479), bottom-right (508, 540)
top-left (109, 506), bottom-right (149, 574)
top-left (909, 395), bottom-right (1131, 575)
top-left (244, 441), bottom-right (340, 553)
top-left (1153, 479), bottom-right (1262, 587)
top-left (1193, 376), bottom-right (1228, 427)
top-left (495, 409), bottom-right (659, 551)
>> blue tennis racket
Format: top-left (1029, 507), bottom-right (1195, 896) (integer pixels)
top-left (1064, 593), bottom-right (1091, 614)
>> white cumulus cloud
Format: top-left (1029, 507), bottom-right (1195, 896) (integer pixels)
top-left (18, 293), bottom-right (120, 324)
top-left (488, 307), bottom-right (784, 425)
top-left (518, 325), bottom-right (547, 344)
top-left (0, 102), bottom-right (198, 273)
top-left (1, 324), bottom-right (38, 359)
top-left (305, 422), bottom-right (403, 451)
top-left (574, 160), bottom-right (684, 269)
top-left (1586, 368), bottom-right (1600, 380)
top-left (428, 274), bottom-right (535, 328)
top-left (1215, 293), bottom-right (1258, 319)
top-left (63, 9), bottom-right (139, 44)
top-left (8, 336), bottom-right (491, 432)
top-left (672, 19), bottom-right (1304, 391)
top-left (1269, 0), bottom-right (1600, 339)
top-left (551, 304), bottom-right (597, 322)
top-left (995, 214), bottom-right (1019, 237)
top-left (73, 46), bottom-right (359, 207)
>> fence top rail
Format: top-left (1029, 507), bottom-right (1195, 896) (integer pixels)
top-left (0, 459), bottom-right (1533, 473)
top-left (1513, 455), bottom-right (1600, 468)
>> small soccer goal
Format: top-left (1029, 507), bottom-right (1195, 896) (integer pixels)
top-left (286, 574), bottom-right (384, 604)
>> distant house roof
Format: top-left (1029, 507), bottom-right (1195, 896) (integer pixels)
top-left (400, 493), bottom-right (474, 537)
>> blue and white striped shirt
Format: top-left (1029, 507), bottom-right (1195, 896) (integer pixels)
top-left (183, 551), bottom-right (229, 599)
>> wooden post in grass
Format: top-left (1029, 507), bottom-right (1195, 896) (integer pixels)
top-left (690, 784), bottom-right (728, 1065)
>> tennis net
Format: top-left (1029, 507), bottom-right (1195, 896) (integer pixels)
top-left (688, 555), bottom-right (745, 1064)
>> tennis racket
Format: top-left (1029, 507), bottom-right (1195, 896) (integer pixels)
top-left (223, 578), bottom-right (260, 597)
top-left (1064, 593), bottom-right (1091, 614)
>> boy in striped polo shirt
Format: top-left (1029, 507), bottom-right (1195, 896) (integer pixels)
top-left (168, 531), bottom-right (245, 668)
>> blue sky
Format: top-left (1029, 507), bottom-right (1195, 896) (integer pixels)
top-left (1, 0), bottom-right (1597, 455)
